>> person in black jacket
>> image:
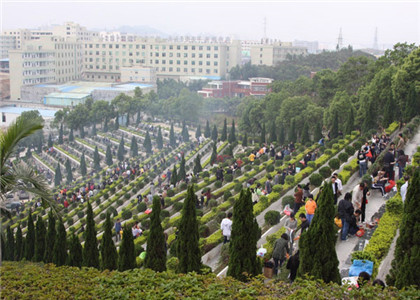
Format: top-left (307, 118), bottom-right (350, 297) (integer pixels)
top-left (286, 250), bottom-right (300, 283)
top-left (338, 192), bottom-right (354, 241)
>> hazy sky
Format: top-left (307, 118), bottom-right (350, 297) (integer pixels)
top-left (2, 0), bottom-right (419, 49)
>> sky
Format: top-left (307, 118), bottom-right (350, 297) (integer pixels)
top-left (1, 0), bottom-right (419, 49)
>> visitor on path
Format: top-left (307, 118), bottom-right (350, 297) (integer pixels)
top-left (297, 213), bottom-right (309, 238)
top-left (400, 175), bottom-right (409, 202)
top-left (265, 177), bottom-right (272, 195)
top-left (357, 147), bottom-right (368, 177)
top-left (115, 219), bottom-right (122, 241)
top-left (286, 250), bottom-right (300, 283)
top-left (220, 212), bottom-right (233, 244)
top-left (383, 144), bottom-right (396, 180)
top-left (338, 192), bottom-right (354, 241)
top-left (371, 170), bottom-right (388, 197)
top-left (132, 222), bottom-right (142, 238)
top-left (348, 209), bottom-right (361, 236)
top-left (360, 183), bottom-right (370, 223)
top-left (357, 271), bottom-right (371, 288)
top-left (305, 194), bottom-right (317, 224)
top-left (333, 173), bottom-right (343, 194)
top-left (331, 176), bottom-right (340, 205)
top-left (293, 185), bottom-right (304, 215)
top-left (285, 213), bottom-right (298, 238)
top-left (397, 150), bottom-right (408, 179)
top-left (272, 233), bottom-right (289, 276)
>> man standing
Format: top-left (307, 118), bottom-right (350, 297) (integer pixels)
top-left (272, 233), bottom-right (290, 275)
top-left (383, 143), bottom-right (396, 180)
top-left (358, 147), bottom-right (368, 177)
top-left (265, 176), bottom-right (273, 195)
top-left (400, 175), bottom-right (409, 202)
top-left (220, 212), bottom-right (233, 244)
top-left (333, 173), bottom-right (343, 195)
top-left (115, 219), bottom-right (122, 241)
top-left (338, 193), bottom-right (354, 241)
top-left (331, 176), bottom-right (340, 205)
top-left (305, 194), bottom-right (317, 224)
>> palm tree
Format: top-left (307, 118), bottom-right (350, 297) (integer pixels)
top-left (1, 117), bottom-right (55, 217)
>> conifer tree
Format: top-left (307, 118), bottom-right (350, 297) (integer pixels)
top-left (169, 123), bottom-right (176, 147)
top-left (227, 189), bottom-right (261, 281)
top-left (403, 83), bottom-right (419, 122)
top-left (5, 226), bottom-right (14, 261)
top-left (69, 128), bottom-right (74, 142)
top-left (144, 131), bottom-right (152, 154)
top-left (65, 158), bottom-right (73, 184)
top-left (15, 225), bottom-right (23, 261)
top-left (115, 113), bottom-right (119, 130)
top-left (314, 122), bottom-right (323, 142)
top-left (298, 183), bottom-right (340, 284)
top-left (67, 233), bottom-right (83, 268)
top-left (269, 121), bottom-right (277, 143)
top-left (345, 106), bottom-right (355, 135)
top-left (176, 185), bottom-right (201, 273)
top-left (182, 121), bottom-right (189, 142)
top-left (242, 132), bottom-right (248, 147)
top-left (260, 123), bottom-right (266, 144)
top-left (156, 127), bottom-right (163, 149)
top-left (83, 202), bottom-right (99, 268)
top-left (221, 118), bottom-right (228, 141)
top-left (48, 133), bottom-right (53, 148)
top-left (228, 119), bottom-right (236, 144)
top-left (387, 168), bottom-right (420, 289)
top-left (34, 215), bottom-right (46, 262)
top-left (92, 123), bottom-right (97, 136)
top-left (210, 142), bottom-right (217, 166)
top-left (103, 119), bottom-right (109, 132)
top-left (227, 144), bottom-right (234, 157)
top-left (288, 120), bottom-right (296, 143)
top-left (211, 125), bottom-right (218, 142)
top-left (136, 111), bottom-right (141, 124)
top-left (330, 111), bottom-right (339, 139)
top-left (80, 153), bottom-right (87, 177)
top-left (106, 145), bottom-right (113, 166)
top-left (52, 218), bottom-right (67, 266)
top-left (58, 123), bottom-right (64, 144)
top-left (193, 154), bottom-right (202, 175)
top-left (93, 146), bottom-right (101, 171)
top-left (24, 211), bottom-right (35, 261)
top-left (101, 214), bottom-right (118, 271)
top-left (278, 124), bottom-right (285, 145)
top-left (117, 137), bottom-right (125, 161)
top-left (204, 120), bottom-right (211, 138)
top-left (80, 126), bottom-right (85, 139)
top-left (1, 233), bottom-right (5, 262)
top-left (171, 165), bottom-right (178, 186)
top-left (130, 136), bottom-right (138, 157)
top-left (54, 163), bottom-right (62, 187)
top-left (118, 225), bottom-right (136, 271)
top-left (301, 122), bottom-right (309, 143)
top-left (44, 211), bottom-right (56, 263)
top-left (178, 155), bottom-right (186, 182)
top-left (144, 196), bottom-right (167, 272)
top-left (195, 125), bottom-right (202, 140)
top-left (362, 100), bottom-right (375, 133)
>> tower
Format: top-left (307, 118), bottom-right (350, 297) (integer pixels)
top-left (336, 28), bottom-right (343, 50)
top-left (373, 27), bottom-right (378, 50)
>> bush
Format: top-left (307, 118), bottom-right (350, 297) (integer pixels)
top-left (167, 189), bottom-right (175, 197)
top-left (77, 211), bottom-right (84, 219)
top-left (225, 174), bottom-right (233, 182)
top-left (307, 161), bottom-right (316, 168)
top-left (244, 165), bottom-right (252, 171)
top-left (282, 195), bottom-right (295, 208)
top-left (328, 158), bottom-right (340, 170)
top-left (223, 190), bottom-right (232, 201)
top-left (173, 202), bottom-right (184, 212)
top-left (234, 183), bottom-right (243, 193)
top-left (199, 225), bottom-right (211, 238)
top-left (285, 175), bottom-right (295, 185)
top-left (264, 210), bottom-right (281, 225)
top-left (103, 193), bottom-right (110, 200)
top-left (124, 193), bottom-right (130, 200)
top-left (121, 209), bottom-right (132, 220)
top-left (266, 164), bottom-right (275, 172)
top-left (166, 256), bottom-right (179, 272)
top-left (160, 209), bottom-right (170, 219)
top-left (284, 155), bottom-right (291, 162)
top-left (179, 182), bottom-right (187, 190)
top-left (309, 173), bottom-right (323, 187)
top-left (324, 149), bottom-right (332, 156)
top-left (95, 198), bottom-right (101, 206)
top-left (319, 166), bottom-right (332, 178)
top-left (208, 199), bottom-right (218, 208)
top-left (386, 197), bottom-right (403, 215)
top-left (141, 219), bottom-right (150, 230)
top-left (67, 218), bottom-right (74, 226)
top-left (99, 213), bottom-right (106, 220)
top-left (214, 181), bottom-right (223, 188)
top-left (201, 171), bottom-right (210, 178)
top-left (110, 187), bottom-right (116, 193)
top-left (338, 152), bottom-right (349, 163)
top-left (137, 202), bottom-right (147, 212)
top-left (353, 141), bottom-right (363, 150)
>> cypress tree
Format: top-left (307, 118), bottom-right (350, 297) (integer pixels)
top-left (69, 128), bottom-right (74, 142)
top-left (228, 119), bottom-right (236, 144)
top-left (178, 155), bottom-right (186, 182)
top-left (115, 113), bottom-right (119, 130)
top-left (169, 123), bottom-right (176, 147)
top-left (157, 127), bottom-right (163, 149)
top-left (58, 123), bottom-right (63, 144)
top-left (211, 124), bottom-right (218, 142)
top-left (106, 145), bottom-right (113, 166)
top-left (48, 133), bottom-right (53, 148)
top-left (130, 136), bottom-right (138, 157)
top-left (126, 112), bottom-right (130, 127)
top-left (144, 131), bottom-right (152, 154)
top-left (93, 146), bottom-right (101, 171)
top-left (117, 137), bottom-right (125, 161)
top-left (403, 83), bottom-right (419, 122)
top-left (5, 226), bottom-right (14, 261)
top-left (80, 126), bottom-right (85, 139)
top-left (204, 120), bottom-right (211, 138)
top-left (144, 196), bottom-right (167, 272)
top-left (171, 165), bottom-right (178, 186)
top-left (210, 142), bottom-right (217, 166)
top-left (382, 97), bottom-right (395, 129)
top-left (67, 233), bottom-right (83, 268)
top-left (101, 214), bottom-right (118, 271)
top-left (193, 154), bottom-right (202, 175)
top-left (24, 211), bottom-right (35, 261)
top-left (54, 163), bottom-right (62, 187)
top-left (314, 122), bottom-right (323, 142)
top-left (182, 121), bottom-right (189, 142)
top-left (83, 202), bottom-right (99, 268)
top-left (103, 119), bottom-right (109, 132)
top-left (298, 183), bottom-right (340, 284)
top-left (227, 144), bottom-right (234, 157)
top-left (288, 120), bottom-right (296, 143)
top-left (80, 153), bottom-right (87, 177)
top-left (176, 185), bottom-right (201, 273)
top-left (195, 125), bottom-right (202, 140)
top-left (118, 225), bottom-right (136, 271)
top-left (44, 211), bottom-right (56, 263)
top-left (136, 110), bottom-right (141, 124)
top-left (260, 123), bottom-right (266, 145)
top-left (269, 121), bottom-right (277, 143)
top-left (278, 124), bottom-right (285, 145)
top-left (221, 118), bottom-right (228, 141)
top-left (227, 189), bottom-right (261, 281)
top-left (301, 122), bottom-right (310, 143)
top-left (387, 168), bottom-right (420, 289)
top-left (362, 100), bottom-right (376, 133)
top-left (34, 215), bottom-right (46, 262)
top-left (52, 218), bottom-right (67, 266)
top-left (344, 106), bottom-right (355, 135)
top-left (92, 123), bottom-right (97, 136)
top-left (330, 111), bottom-right (339, 139)
top-left (15, 225), bottom-right (23, 261)
top-left (242, 132), bottom-right (248, 147)
top-left (65, 158), bottom-right (73, 184)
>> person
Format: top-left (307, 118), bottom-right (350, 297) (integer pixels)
top-left (383, 144), bottom-right (396, 180)
top-left (293, 185), bottom-right (304, 215)
top-left (115, 219), bottom-right (122, 241)
top-left (220, 212), bottom-right (233, 244)
top-left (160, 194), bottom-right (165, 209)
top-left (298, 213), bottom-right (309, 233)
top-left (285, 213), bottom-right (298, 237)
top-left (250, 188), bottom-right (259, 205)
top-left (372, 279), bottom-right (386, 289)
top-left (400, 175), bottom-right (409, 202)
top-left (286, 250), bottom-right (300, 283)
top-left (274, 171), bottom-right (281, 185)
top-left (348, 209), bottom-right (361, 236)
top-left (397, 150), bottom-right (408, 180)
top-left (132, 222), bottom-right (142, 238)
top-left (305, 194), bottom-right (317, 224)
top-left (360, 183), bottom-right (370, 223)
top-left (338, 192), bottom-right (354, 241)
top-left (331, 176), bottom-right (340, 205)
top-left (396, 133), bottom-right (405, 152)
top-left (333, 173), bottom-right (343, 194)
top-left (371, 170), bottom-right (388, 197)
top-left (357, 271), bottom-right (371, 288)
top-left (200, 190), bottom-right (205, 207)
top-left (352, 183), bottom-right (363, 212)
top-left (265, 177), bottom-right (272, 195)
top-left (357, 147), bottom-right (368, 177)
top-left (272, 233), bottom-right (289, 275)
top-left (248, 152), bottom-right (255, 164)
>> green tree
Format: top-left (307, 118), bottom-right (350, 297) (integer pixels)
top-left (269, 121), bottom-right (277, 143)
top-left (178, 155), bottom-right (186, 182)
top-left (171, 165), bottom-right (178, 186)
top-left (260, 123), bottom-right (266, 145)
top-left (227, 189), bottom-right (261, 281)
top-left (115, 113), bottom-right (120, 130)
top-left (344, 106), bottom-right (355, 135)
top-left (69, 128), bottom-right (74, 142)
top-left (228, 119), bottom-right (236, 144)
top-left (117, 137), bottom-right (125, 161)
top-left (169, 123), bottom-right (176, 147)
top-left (156, 127), bottom-right (163, 149)
top-left (48, 133), bottom-right (53, 148)
top-left (242, 132), bottom-right (248, 147)
top-left (54, 163), bottom-right (62, 187)
top-left (67, 233), bottom-right (83, 268)
top-left (91, 123), bottom-right (97, 136)
top-left (298, 183), bottom-right (340, 284)
top-left (182, 121), bottom-right (189, 142)
top-left (301, 122), bottom-right (310, 143)
top-left (24, 211), bottom-right (35, 261)
top-left (65, 158), bottom-right (73, 184)
top-left (93, 146), bottom-right (101, 171)
top-left (130, 136), bottom-right (138, 158)
top-left (100, 214), bottom-right (118, 271)
top-left (58, 123), bottom-right (64, 144)
top-left (80, 153), bottom-right (87, 177)
top-left (193, 154), bottom-right (202, 175)
top-left (118, 225), bottom-right (136, 271)
top-left (83, 202), bottom-right (99, 268)
top-left (204, 120), bottom-right (211, 138)
top-left (106, 145), bottom-right (113, 166)
top-left (387, 168), bottom-right (420, 289)
top-left (195, 125), bottom-right (202, 140)
top-left (314, 122), bottom-right (323, 142)
top-left (288, 120), bottom-right (296, 143)
top-left (330, 110), bottom-right (339, 139)
top-left (5, 226), bottom-right (14, 261)
top-left (221, 118), bottom-right (228, 141)
top-left (211, 125), bottom-right (218, 142)
top-left (44, 211), bottom-right (56, 263)
top-left (52, 218), bottom-right (67, 266)
top-left (136, 110), bottom-right (141, 125)
top-left (176, 185), bottom-right (201, 273)
top-left (403, 83), bottom-right (420, 122)
top-left (15, 225), bottom-right (23, 261)
top-left (144, 131), bottom-right (152, 154)
top-left (210, 142), bottom-right (217, 166)
top-left (34, 215), bottom-right (46, 262)
top-left (278, 124), bottom-right (285, 145)
top-left (144, 196), bottom-right (167, 272)
top-left (80, 126), bottom-right (85, 139)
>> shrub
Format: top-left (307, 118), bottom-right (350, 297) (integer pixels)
top-left (201, 171), bottom-right (210, 178)
top-left (103, 193), bottom-right (110, 200)
top-left (324, 149), bottom-right (332, 156)
top-left (307, 161), bottom-right (316, 168)
top-left (208, 199), bottom-right (218, 208)
top-left (282, 195), bottom-right (294, 208)
top-left (266, 164), bottom-right (275, 172)
top-left (234, 183), bottom-right (243, 193)
top-left (121, 209), bottom-right (132, 220)
top-left (107, 207), bottom-right (117, 217)
top-left (338, 152), bottom-right (349, 163)
top-left (353, 141), bottom-right (363, 150)
top-left (116, 199), bottom-right (124, 206)
top-left (124, 193), bottom-right (130, 200)
top-left (225, 174), bottom-right (233, 182)
top-left (99, 213), bottom-right (106, 220)
top-left (67, 218), bottom-right (74, 226)
top-left (223, 190), bottom-right (232, 201)
top-left (166, 256), bottom-right (179, 272)
top-left (141, 219), bottom-right (150, 230)
top-left (275, 160), bottom-right (282, 166)
top-left (160, 210), bottom-right (170, 219)
top-left (110, 187), bottom-right (116, 193)
top-left (285, 175), bottom-right (295, 185)
top-left (214, 181), bottom-right (223, 188)
top-left (179, 182), bottom-right (187, 190)
top-left (284, 155), bottom-right (291, 162)
top-left (309, 173), bottom-right (323, 187)
top-left (77, 211), bottom-right (84, 218)
top-left (95, 198), bottom-right (101, 206)
top-left (199, 225), bottom-right (211, 238)
top-left (332, 143), bottom-right (340, 150)
top-left (386, 196), bottom-right (403, 215)
top-left (272, 184), bottom-right (282, 193)
top-left (328, 158), bottom-right (340, 170)
top-left (137, 202), bottom-right (147, 212)
top-left (319, 166), bottom-right (332, 178)
top-left (244, 165), bottom-right (252, 171)
top-left (167, 189), bottom-right (175, 197)
top-left (173, 202), bottom-right (184, 212)
top-left (264, 210), bottom-right (281, 225)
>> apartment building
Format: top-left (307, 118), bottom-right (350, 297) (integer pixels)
top-left (198, 77), bottom-right (273, 98)
top-left (250, 42), bottom-right (308, 66)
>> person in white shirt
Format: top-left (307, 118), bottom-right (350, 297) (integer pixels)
top-left (400, 175), bottom-right (409, 202)
top-left (221, 212), bottom-right (233, 244)
top-left (333, 173), bottom-right (343, 194)
top-left (352, 184), bottom-right (363, 211)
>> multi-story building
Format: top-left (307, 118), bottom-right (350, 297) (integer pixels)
top-left (198, 77), bottom-right (273, 98)
top-left (250, 42), bottom-right (308, 66)
top-left (293, 40), bottom-right (319, 54)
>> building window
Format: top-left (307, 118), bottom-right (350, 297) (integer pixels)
top-left (191, 68), bottom-right (195, 72)
top-left (214, 46), bottom-right (218, 50)
top-left (162, 53), bottom-right (166, 57)
top-left (155, 60), bottom-right (159, 64)
top-left (206, 69), bottom-right (210, 74)
top-left (176, 67), bottom-right (180, 72)
top-left (177, 60), bottom-right (180, 65)
top-left (169, 45), bottom-right (173, 50)
top-left (214, 54), bottom-right (218, 58)
top-left (177, 45), bottom-right (181, 50)
top-left (169, 53), bottom-right (173, 57)
top-left (161, 67), bottom-right (166, 71)
top-left (192, 46), bottom-right (196, 50)
top-left (162, 60), bottom-right (166, 64)
top-left (199, 46), bottom-right (203, 50)
top-left (184, 45), bottom-right (188, 50)
top-left (169, 60), bottom-right (173, 64)
top-left (184, 60), bottom-right (188, 65)
top-left (184, 53), bottom-right (188, 58)
top-left (206, 54), bottom-right (210, 58)
top-left (177, 53), bottom-right (181, 58)
top-left (214, 61), bottom-right (218, 66)
top-left (192, 61), bottom-right (195, 65)
top-left (198, 68), bottom-right (203, 73)
top-left (206, 61), bottom-right (210, 66)
top-left (199, 61), bottom-right (203, 66)
top-left (184, 68), bottom-right (187, 72)
top-left (214, 69), bottom-right (218, 73)
top-left (199, 53), bottom-right (203, 58)
top-left (155, 52), bottom-right (159, 57)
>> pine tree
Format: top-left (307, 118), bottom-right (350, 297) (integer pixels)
top-left (115, 113), bottom-right (119, 130)
top-left (314, 122), bottom-right (323, 142)
top-left (178, 155), bottom-right (186, 182)
top-left (15, 225), bottom-right (23, 261)
top-left (278, 124), bottom-right (285, 145)
top-left (103, 119), bottom-right (108, 132)
top-left (144, 131), bottom-right (152, 154)
top-left (58, 123), bottom-right (64, 144)
top-left (65, 158), bottom-right (73, 184)
top-left (382, 97), bottom-right (395, 129)
top-left (211, 125), bottom-right (218, 142)
top-left (156, 127), bottom-right (163, 149)
top-left (1, 233), bottom-right (6, 262)
top-left (54, 163), bottom-right (62, 187)
top-left (93, 146), bottom-right (101, 171)
top-left (228, 119), bottom-right (236, 144)
top-left (242, 133), bottom-right (248, 147)
top-left (298, 183), bottom-right (340, 284)
top-left (6, 226), bottom-right (14, 261)
top-left (171, 165), bottom-right (178, 186)
top-left (210, 142), bottom-right (217, 166)
top-left (204, 120), bottom-right (211, 138)
top-left (362, 100), bottom-right (375, 133)
top-left (130, 136), bottom-right (138, 157)
top-left (52, 218), bottom-right (67, 267)
top-left (80, 153), bottom-right (87, 177)
top-left (288, 120), bottom-right (296, 143)
top-left (48, 133), bottom-right (53, 148)
top-left (24, 211), bottom-right (35, 261)
top-left (269, 121), bottom-right (277, 143)
top-left (34, 215), bottom-right (46, 262)
top-left (195, 125), bottom-right (201, 140)
top-left (117, 137), bottom-right (125, 161)
top-left (176, 185), bottom-right (201, 273)
top-left (301, 122), bottom-right (309, 143)
top-left (44, 211), bottom-right (56, 263)
top-left (403, 84), bottom-right (418, 122)
top-left (69, 128), bottom-right (74, 142)
top-left (387, 168), bottom-right (420, 289)
top-left (92, 123), bottom-right (97, 136)
top-left (83, 202), bottom-right (99, 268)
top-left (136, 110), bottom-right (141, 124)
top-left (169, 123), bottom-right (176, 147)
top-left (221, 118), bottom-right (228, 141)
top-left (182, 121), bottom-right (189, 142)
top-left (126, 112), bottom-right (130, 127)
top-left (118, 225), bottom-right (136, 271)
top-left (101, 214), bottom-right (118, 271)
top-left (193, 154), bottom-right (202, 175)
top-left (344, 106), bottom-right (355, 135)
top-left (144, 196), bottom-right (167, 272)
top-left (67, 233), bottom-right (83, 268)
top-left (330, 111), bottom-right (339, 139)
top-left (106, 145), bottom-right (113, 166)
top-left (260, 123), bottom-right (266, 145)
top-left (80, 126), bottom-right (85, 138)
top-left (227, 189), bottom-right (261, 281)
